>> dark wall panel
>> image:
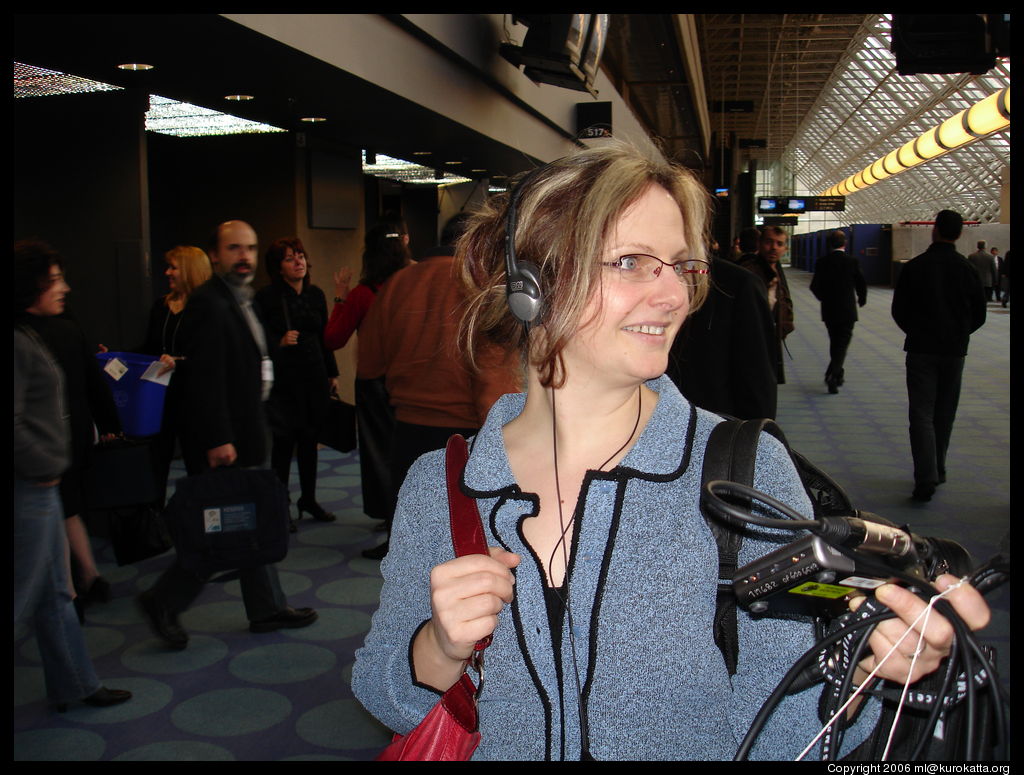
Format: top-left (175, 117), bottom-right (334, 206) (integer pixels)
top-left (15, 89), bottom-right (151, 350)
top-left (147, 131), bottom-right (297, 292)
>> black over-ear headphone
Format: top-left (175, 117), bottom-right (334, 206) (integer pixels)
top-left (504, 168), bottom-right (545, 326)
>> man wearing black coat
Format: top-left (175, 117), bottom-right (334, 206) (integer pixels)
top-left (667, 257), bottom-right (778, 420)
top-left (810, 230), bottom-right (867, 394)
top-left (892, 210), bottom-right (986, 502)
top-left (138, 221), bottom-right (317, 649)
top-left (738, 226), bottom-right (793, 384)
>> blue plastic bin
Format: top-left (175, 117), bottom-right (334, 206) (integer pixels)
top-left (96, 352), bottom-right (168, 437)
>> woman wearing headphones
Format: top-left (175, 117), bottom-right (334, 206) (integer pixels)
top-left (352, 140), bottom-right (989, 760)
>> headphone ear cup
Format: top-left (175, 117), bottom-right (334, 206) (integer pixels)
top-left (507, 260), bottom-right (543, 324)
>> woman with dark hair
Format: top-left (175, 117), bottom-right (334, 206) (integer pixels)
top-left (324, 220), bottom-right (413, 549)
top-left (14, 239), bottom-right (131, 711)
top-left (254, 237), bottom-right (339, 526)
top-left (136, 245), bottom-right (213, 497)
top-left (16, 242), bottom-right (123, 620)
top-left (324, 220), bottom-right (413, 350)
top-left (351, 140), bottom-right (990, 760)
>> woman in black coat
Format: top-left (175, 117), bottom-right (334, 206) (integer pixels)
top-left (136, 245), bottom-right (213, 497)
top-left (254, 237), bottom-right (339, 526)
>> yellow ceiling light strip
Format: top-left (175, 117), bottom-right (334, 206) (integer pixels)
top-left (823, 87), bottom-right (1009, 197)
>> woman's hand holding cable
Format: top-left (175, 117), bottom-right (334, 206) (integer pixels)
top-left (853, 573), bottom-right (990, 686)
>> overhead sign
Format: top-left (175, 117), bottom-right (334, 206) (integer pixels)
top-left (763, 216), bottom-right (798, 226)
top-left (711, 100), bottom-right (754, 113)
top-left (810, 196), bottom-right (846, 211)
top-left (758, 196), bottom-right (846, 214)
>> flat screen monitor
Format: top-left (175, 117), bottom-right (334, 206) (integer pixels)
top-left (579, 14), bottom-right (609, 85)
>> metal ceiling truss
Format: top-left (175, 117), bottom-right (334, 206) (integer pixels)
top-left (779, 14), bottom-right (1010, 224)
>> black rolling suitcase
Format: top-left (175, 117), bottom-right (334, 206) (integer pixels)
top-left (163, 467), bottom-right (290, 576)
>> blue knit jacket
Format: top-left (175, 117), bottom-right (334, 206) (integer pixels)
top-left (352, 376), bottom-right (877, 760)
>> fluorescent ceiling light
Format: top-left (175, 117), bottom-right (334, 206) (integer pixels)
top-left (362, 150), bottom-right (471, 186)
top-left (14, 63), bottom-right (285, 138)
top-left (14, 61), bottom-right (122, 98)
top-left (145, 95), bottom-right (286, 137)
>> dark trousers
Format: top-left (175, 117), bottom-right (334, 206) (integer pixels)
top-left (384, 421), bottom-right (478, 533)
top-left (270, 428), bottom-right (319, 504)
top-left (149, 441), bottom-right (286, 622)
top-left (824, 321), bottom-right (855, 382)
top-left (355, 377), bottom-right (396, 522)
top-left (905, 352), bottom-right (965, 488)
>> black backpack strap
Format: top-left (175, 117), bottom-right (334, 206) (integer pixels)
top-left (700, 418), bottom-right (771, 675)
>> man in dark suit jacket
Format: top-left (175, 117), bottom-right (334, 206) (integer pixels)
top-left (738, 226), bottom-right (793, 384)
top-left (667, 257), bottom-right (778, 420)
top-left (810, 229), bottom-right (867, 394)
top-left (138, 221), bottom-right (317, 649)
top-left (892, 210), bottom-right (986, 502)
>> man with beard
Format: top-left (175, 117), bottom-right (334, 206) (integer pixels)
top-left (138, 221), bottom-right (317, 649)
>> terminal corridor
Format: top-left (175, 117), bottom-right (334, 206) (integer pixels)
top-left (13, 265), bottom-right (1010, 761)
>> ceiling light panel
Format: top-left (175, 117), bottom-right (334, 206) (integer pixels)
top-left (145, 95), bottom-right (286, 137)
top-left (14, 61), bottom-right (122, 98)
top-left (361, 151), bottom-right (471, 186)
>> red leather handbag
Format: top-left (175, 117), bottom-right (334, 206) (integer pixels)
top-left (376, 434), bottom-right (491, 761)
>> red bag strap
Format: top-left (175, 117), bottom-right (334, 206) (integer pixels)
top-left (445, 435), bottom-right (489, 558)
top-left (444, 434), bottom-right (492, 653)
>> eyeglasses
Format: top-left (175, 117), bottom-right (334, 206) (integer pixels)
top-left (601, 254), bottom-right (710, 286)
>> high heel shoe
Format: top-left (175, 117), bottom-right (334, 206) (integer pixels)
top-left (296, 499), bottom-right (336, 523)
top-left (56, 686), bottom-right (132, 712)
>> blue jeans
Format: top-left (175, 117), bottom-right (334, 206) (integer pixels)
top-left (14, 476), bottom-right (100, 702)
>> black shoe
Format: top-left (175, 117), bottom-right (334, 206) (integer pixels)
top-left (79, 576), bottom-right (111, 606)
top-left (136, 590), bottom-right (189, 650)
top-left (56, 686), bottom-right (132, 713)
top-left (825, 376), bottom-right (839, 394)
top-left (911, 484), bottom-right (936, 502)
top-left (249, 606), bottom-right (318, 633)
top-left (297, 499), bottom-right (336, 523)
top-left (362, 541), bottom-right (390, 560)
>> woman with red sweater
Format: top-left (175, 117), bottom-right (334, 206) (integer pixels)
top-left (325, 221), bottom-right (412, 542)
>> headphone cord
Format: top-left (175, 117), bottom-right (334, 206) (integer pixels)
top-left (548, 386), bottom-right (642, 759)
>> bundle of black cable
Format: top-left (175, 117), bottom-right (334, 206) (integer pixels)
top-left (828, 557), bottom-right (1008, 762)
top-left (703, 480), bottom-right (1010, 762)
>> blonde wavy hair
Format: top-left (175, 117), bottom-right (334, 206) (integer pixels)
top-left (459, 138), bottom-right (712, 389)
top-left (165, 245), bottom-right (212, 304)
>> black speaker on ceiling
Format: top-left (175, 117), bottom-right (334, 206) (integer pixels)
top-left (891, 14), bottom-right (997, 76)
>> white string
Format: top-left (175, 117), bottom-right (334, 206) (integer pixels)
top-left (795, 579), bottom-right (967, 761)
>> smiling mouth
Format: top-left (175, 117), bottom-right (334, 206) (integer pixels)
top-left (623, 324), bottom-right (666, 335)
